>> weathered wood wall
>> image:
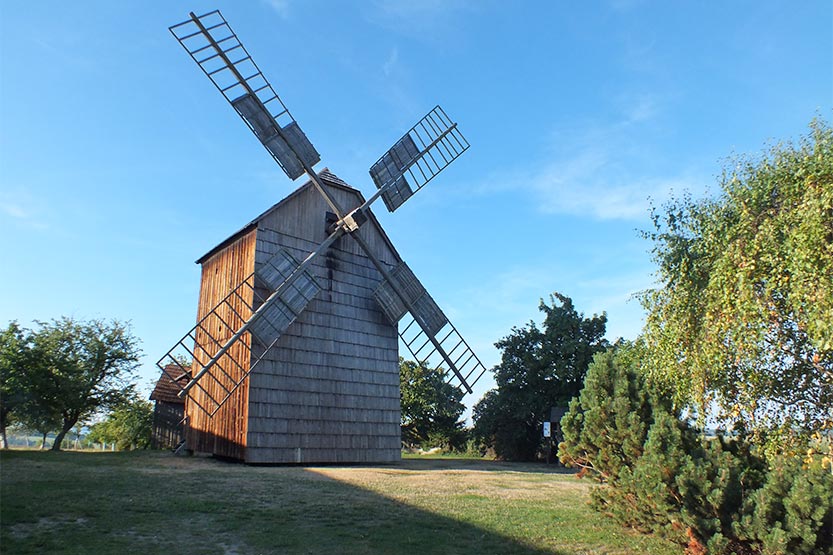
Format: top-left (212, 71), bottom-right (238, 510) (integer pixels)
top-left (246, 178), bottom-right (401, 463)
top-left (186, 229), bottom-right (256, 460)
top-left (151, 401), bottom-right (185, 450)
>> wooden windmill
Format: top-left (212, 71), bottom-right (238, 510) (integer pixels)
top-left (158, 10), bottom-right (487, 463)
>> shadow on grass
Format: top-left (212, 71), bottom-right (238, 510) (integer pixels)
top-left (394, 457), bottom-right (577, 474)
top-left (0, 450), bottom-right (571, 555)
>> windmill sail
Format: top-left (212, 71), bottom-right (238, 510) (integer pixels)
top-left (169, 10), bottom-right (319, 180)
top-left (399, 311), bottom-right (488, 393)
top-left (369, 106), bottom-right (469, 212)
top-left (167, 10), bottom-right (484, 422)
top-left (373, 262), bottom-right (487, 393)
top-left (157, 247), bottom-right (321, 416)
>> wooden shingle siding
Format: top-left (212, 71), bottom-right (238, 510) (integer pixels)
top-left (186, 228), bottom-right (256, 460)
top-left (246, 447), bottom-right (398, 464)
top-left (245, 179), bottom-right (401, 463)
top-left (248, 404), bottom-right (399, 424)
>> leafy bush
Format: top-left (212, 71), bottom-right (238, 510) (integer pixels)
top-left (602, 411), bottom-right (768, 553)
top-left (473, 293), bottom-right (608, 461)
top-left (87, 394), bottom-right (153, 451)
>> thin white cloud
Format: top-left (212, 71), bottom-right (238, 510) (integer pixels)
top-left (372, 0), bottom-right (470, 20)
top-left (366, 0), bottom-right (479, 43)
top-left (472, 97), bottom-right (706, 221)
top-left (263, 0), bottom-right (291, 19)
top-left (382, 47), bottom-right (399, 77)
top-left (531, 165), bottom-right (694, 220)
top-left (1, 203), bottom-right (29, 220)
top-left (0, 191), bottom-right (49, 230)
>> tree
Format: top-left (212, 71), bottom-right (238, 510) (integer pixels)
top-left (87, 393), bottom-right (154, 450)
top-left (27, 317), bottom-right (141, 451)
top-left (559, 341), bottom-right (669, 480)
top-left (399, 358), bottom-right (466, 449)
top-left (641, 119), bottom-right (833, 449)
top-left (473, 293), bottom-right (608, 461)
top-left (0, 322), bottom-right (29, 448)
top-left (559, 342), bottom-right (773, 553)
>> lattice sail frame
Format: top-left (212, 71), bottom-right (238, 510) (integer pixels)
top-left (166, 9), bottom-right (485, 416)
top-left (374, 263), bottom-right (487, 392)
top-left (369, 106), bottom-right (469, 212)
top-left (169, 11), bottom-right (319, 180)
top-left (157, 248), bottom-right (320, 416)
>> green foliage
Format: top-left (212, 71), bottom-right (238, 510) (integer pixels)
top-left (561, 337), bottom-right (831, 554)
top-left (87, 394), bottom-right (154, 450)
top-left (641, 120), bottom-right (833, 447)
top-left (4, 317), bottom-right (142, 450)
top-left (0, 323), bottom-right (30, 448)
top-left (472, 389), bottom-right (541, 461)
top-left (735, 454), bottom-right (833, 555)
top-left (1, 322), bottom-right (63, 445)
top-left (399, 358), bottom-right (466, 450)
top-left (474, 293), bottom-right (608, 461)
top-left (604, 413), bottom-right (766, 552)
top-left (559, 342), bottom-right (666, 480)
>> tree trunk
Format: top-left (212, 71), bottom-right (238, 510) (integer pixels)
top-left (0, 410), bottom-right (8, 449)
top-left (51, 425), bottom-right (74, 451)
top-left (40, 432), bottom-right (48, 449)
top-left (51, 416), bottom-right (78, 451)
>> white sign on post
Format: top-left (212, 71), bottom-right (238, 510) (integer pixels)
top-left (543, 421), bottom-right (551, 438)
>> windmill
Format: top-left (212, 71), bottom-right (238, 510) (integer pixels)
top-left (158, 10), bottom-right (487, 463)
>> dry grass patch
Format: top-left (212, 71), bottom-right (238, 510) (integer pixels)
top-left (1, 450), bottom-right (680, 555)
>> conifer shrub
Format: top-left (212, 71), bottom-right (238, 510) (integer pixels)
top-left (558, 343), bottom-right (832, 554)
top-left (604, 412), bottom-right (764, 553)
top-left (735, 454), bottom-right (833, 555)
top-left (558, 343), bottom-right (666, 480)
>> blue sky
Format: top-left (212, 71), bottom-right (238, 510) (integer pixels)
top-left (1, 1), bottom-right (830, 414)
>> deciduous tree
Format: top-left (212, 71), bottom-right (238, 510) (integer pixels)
top-left (27, 317), bottom-right (141, 451)
top-left (641, 119), bottom-right (833, 448)
top-left (474, 293), bottom-right (608, 461)
top-left (400, 358), bottom-right (466, 449)
top-left (0, 322), bottom-right (29, 448)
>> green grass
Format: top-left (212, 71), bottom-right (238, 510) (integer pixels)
top-left (0, 450), bottom-right (681, 555)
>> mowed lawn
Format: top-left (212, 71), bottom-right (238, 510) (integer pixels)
top-left (0, 450), bottom-right (680, 555)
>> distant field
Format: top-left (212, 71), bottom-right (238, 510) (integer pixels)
top-left (0, 450), bottom-right (680, 555)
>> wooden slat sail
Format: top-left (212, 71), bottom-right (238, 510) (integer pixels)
top-left (169, 10), bottom-right (318, 180)
top-left (157, 247), bottom-right (320, 417)
top-left (369, 106), bottom-right (469, 212)
top-left (373, 262), bottom-right (487, 392)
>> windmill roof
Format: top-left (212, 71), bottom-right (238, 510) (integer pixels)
top-left (149, 365), bottom-right (190, 404)
top-left (196, 169), bottom-right (401, 265)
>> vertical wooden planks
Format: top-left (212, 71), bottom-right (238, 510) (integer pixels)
top-left (186, 228), bottom-right (257, 460)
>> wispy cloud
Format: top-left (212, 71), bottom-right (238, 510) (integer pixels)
top-left (530, 165), bottom-right (695, 220)
top-left (372, 0), bottom-right (471, 20)
top-left (0, 192), bottom-right (49, 231)
top-left (382, 47), bottom-right (399, 77)
top-left (1, 203), bottom-right (29, 220)
top-left (263, 0), bottom-right (291, 19)
top-left (474, 96), bottom-right (706, 221)
top-left (366, 0), bottom-right (478, 43)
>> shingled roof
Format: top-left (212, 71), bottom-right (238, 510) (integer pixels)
top-left (195, 169), bottom-right (400, 265)
top-left (149, 365), bottom-right (191, 404)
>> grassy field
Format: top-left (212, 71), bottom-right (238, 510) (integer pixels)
top-left (0, 450), bottom-right (680, 555)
